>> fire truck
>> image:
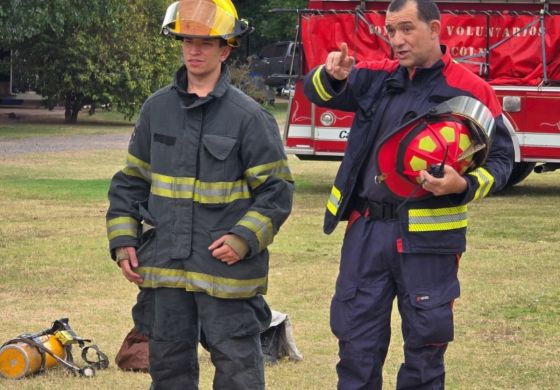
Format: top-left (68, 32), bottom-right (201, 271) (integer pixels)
top-left (281, 0), bottom-right (560, 188)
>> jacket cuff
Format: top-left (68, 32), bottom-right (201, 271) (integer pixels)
top-left (310, 65), bottom-right (345, 103)
top-left (445, 174), bottom-right (477, 206)
top-left (323, 68), bottom-right (348, 93)
top-left (229, 225), bottom-right (260, 258)
top-left (109, 238), bottom-right (138, 260)
top-left (115, 247), bottom-right (130, 263)
top-left (224, 235), bottom-right (250, 259)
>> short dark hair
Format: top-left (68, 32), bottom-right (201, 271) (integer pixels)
top-left (388, 0), bottom-right (440, 23)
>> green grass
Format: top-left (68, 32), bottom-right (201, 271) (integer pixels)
top-left (2, 178), bottom-right (110, 201)
top-left (0, 115), bottom-right (559, 389)
top-left (268, 101), bottom-right (289, 122)
top-left (86, 110), bottom-right (138, 124)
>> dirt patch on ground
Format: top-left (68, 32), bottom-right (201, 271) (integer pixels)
top-left (0, 106), bottom-right (132, 126)
top-left (0, 133), bottom-right (130, 155)
top-left (0, 107), bottom-right (131, 154)
top-left (0, 105), bottom-right (286, 154)
top-left (1, 106), bottom-right (68, 123)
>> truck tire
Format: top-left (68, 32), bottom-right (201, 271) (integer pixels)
top-left (504, 162), bottom-right (536, 188)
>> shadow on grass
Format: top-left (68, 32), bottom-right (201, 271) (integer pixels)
top-left (295, 176), bottom-right (560, 198)
top-left (496, 182), bottom-right (560, 198)
top-left (1, 108), bottom-right (134, 127)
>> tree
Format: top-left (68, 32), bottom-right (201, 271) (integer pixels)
top-left (0, 0), bottom-right (180, 123)
top-left (0, 0), bottom-right (306, 123)
top-left (257, 0), bottom-right (307, 42)
top-left (235, 0), bottom-right (307, 57)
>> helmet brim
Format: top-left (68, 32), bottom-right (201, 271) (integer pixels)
top-left (160, 0), bottom-right (252, 45)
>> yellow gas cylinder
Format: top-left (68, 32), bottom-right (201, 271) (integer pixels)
top-left (0, 334), bottom-right (66, 379)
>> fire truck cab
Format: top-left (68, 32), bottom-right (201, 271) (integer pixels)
top-left (282, 0), bottom-right (560, 188)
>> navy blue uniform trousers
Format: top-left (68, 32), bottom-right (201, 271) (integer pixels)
top-left (331, 214), bottom-right (460, 389)
top-left (149, 288), bottom-right (271, 390)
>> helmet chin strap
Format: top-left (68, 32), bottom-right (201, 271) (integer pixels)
top-left (457, 143), bottom-right (486, 163)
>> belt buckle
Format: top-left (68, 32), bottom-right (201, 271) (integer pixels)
top-left (367, 201), bottom-right (382, 220)
top-left (382, 204), bottom-right (393, 219)
top-left (367, 201), bottom-right (396, 220)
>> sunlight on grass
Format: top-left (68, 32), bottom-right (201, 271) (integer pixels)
top-left (0, 116), bottom-right (559, 389)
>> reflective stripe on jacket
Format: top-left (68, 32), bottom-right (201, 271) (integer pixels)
top-left (107, 65), bottom-right (294, 298)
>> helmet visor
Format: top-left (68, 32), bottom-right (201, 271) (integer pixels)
top-left (162, 0), bottom-right (246, 39)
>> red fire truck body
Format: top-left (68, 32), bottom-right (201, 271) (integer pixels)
top-left (283, 0), bottom-right (560, 187)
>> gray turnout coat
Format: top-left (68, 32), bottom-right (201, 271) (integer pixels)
top-left (106, 65), bottom-right (294, 299)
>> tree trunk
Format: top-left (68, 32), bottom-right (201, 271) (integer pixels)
top-left (64, 92), bottom-right (83, 124)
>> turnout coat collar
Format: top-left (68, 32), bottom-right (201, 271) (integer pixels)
top-left (172, 64), bottom-right (230, 107)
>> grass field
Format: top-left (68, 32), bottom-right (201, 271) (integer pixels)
top-left (0, 109), bottom-right (559, 389)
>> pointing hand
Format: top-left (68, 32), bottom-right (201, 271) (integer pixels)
top-left (325, 42), bottom-right (355, 80)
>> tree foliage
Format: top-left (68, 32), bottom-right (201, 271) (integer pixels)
top-left (0, 0), bottom-right (307, 122)
top-left (256, 0), bottom-right (308, 42)
top-left (0, 0), bottom-right (180, 123)
top-left (228, 0), bottom-right (307, 59)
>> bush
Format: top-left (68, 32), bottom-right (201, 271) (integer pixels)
top-left (228, 60), bottom-right (273, 106)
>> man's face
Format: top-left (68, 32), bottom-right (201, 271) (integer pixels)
top-left (385, 1), bottom-right (440, 71)
top-left (181, 37), bottom-right (231, 78)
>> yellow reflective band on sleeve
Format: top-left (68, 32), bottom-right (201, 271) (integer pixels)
top-left (408, 205), bottom-right (468, 232)
top-left (137, 267), bottom-right (267, 299)
top-left (150, 173), bottom-right (251, 204)
top-left (312, 65), bottom-right (332, 102)
top-left (122, 153), bottom-right (151, 182)
top-left (244, 159), bottom-right (293, 190)
top-left (107, 216), bottom-right (139, 240)
top-left (468, 167), bottom-right (495, 201)
top-left (326, 185), bottom-right (342, 216)
top-left (237, 211), bottom-right (274, 252)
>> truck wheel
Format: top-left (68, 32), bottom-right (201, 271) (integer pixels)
top-left (504, 162), bottom-right (536, 188)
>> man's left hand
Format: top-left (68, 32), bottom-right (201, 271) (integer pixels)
top-left (209, 234), bottom-right (242, 265)
top-left (419, 165), bottom-right (467, 196)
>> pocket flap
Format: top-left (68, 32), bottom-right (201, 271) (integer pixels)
top-left (202, 134), bottom-right (237, 161)
top-left (409, 280), bottom-right (460, 310)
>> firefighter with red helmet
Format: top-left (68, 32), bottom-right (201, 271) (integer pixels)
top-left (304, 0), bottom-right (514, 388)
top-left (106, 1), bottom-right (293, 388)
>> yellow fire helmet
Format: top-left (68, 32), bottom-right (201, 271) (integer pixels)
top-left (161, 0), bottom-right (252, 47)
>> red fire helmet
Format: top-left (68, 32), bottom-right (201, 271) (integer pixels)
top-left (377, 96), bottom-right (494, 200)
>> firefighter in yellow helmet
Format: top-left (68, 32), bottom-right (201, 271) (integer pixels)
top-left (106, 0), bottom-right (293, 388)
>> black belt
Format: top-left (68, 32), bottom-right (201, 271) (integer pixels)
top-left (360, 200), bottom-right (399, 221)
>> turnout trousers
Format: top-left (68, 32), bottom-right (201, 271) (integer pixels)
top-left (149, 288), bottom-right (271, 390)
top-left (331, 214), bottom-right (460, 390)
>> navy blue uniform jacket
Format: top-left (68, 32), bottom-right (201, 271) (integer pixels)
top-left (304, 47), bottom-right (514, 254)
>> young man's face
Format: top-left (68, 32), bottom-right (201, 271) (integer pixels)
top-left (385, 0), bottom-right (441, 72)
top-left (182, 37), bottom-right (231, 78)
